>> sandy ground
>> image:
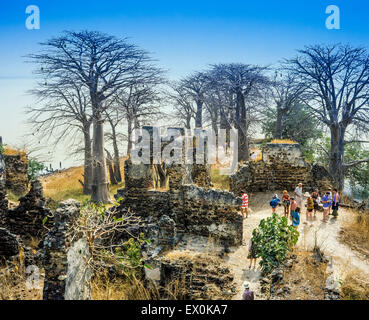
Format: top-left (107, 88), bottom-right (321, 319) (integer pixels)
top-left (227, 204), bottom-right (369, 300)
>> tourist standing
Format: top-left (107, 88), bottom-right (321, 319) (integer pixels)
top-left (290, 197), bottom-right (297, 220)
top-left (305, 192), bottom-right (314, 225)
top-left (242, 282), bottom-right (255, 300)
top-left (282, 190), bottom-right (291, 218)
top-left (248, 237), bottom-right (258, 269)
top-left (270, 194), bottom-right (280, 213)
top-left (292, 207), bottom-right (301, 229)
top-left (332, 189), bottom-right (339, 218)
top-left (241, 191), bottom-right (249, 218)
top-left (311, 189), bottom-right (320, 217)
top-left (294, 183), bottom-right (303, 208)
top-left (321, 191), bottom-right (331, 223)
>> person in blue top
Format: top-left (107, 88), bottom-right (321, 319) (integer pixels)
top-left (292, 207), bottom-right (300, 229)
top-left (270, 194), bottom-right (280, 214)
top-left (321, 191), bottom-right (331, 223)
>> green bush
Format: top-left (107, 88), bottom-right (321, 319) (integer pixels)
top-left (252, 213), bottom-right (299, 274)
top-left (28, 158), bottom-right (45, 181)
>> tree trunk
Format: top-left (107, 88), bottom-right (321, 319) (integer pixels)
top-left (329, 124), bottom-right (346, 191)
top-left (83, 122), bottom-right (93, 195)
top-left (106, 149), bottom-right (118, 185)
top-left (91, 113), bottom-right (112, 203)
top-left (275, 106), bottom-right (284, 139)
top-left (195, 100), bottom-right (203, 128)
top-left (236, 91), bottom-right (249, 162)
top-left (127, 117), bottom-right (133, 155)
top-left (111, 124), bottom-right (122, 183)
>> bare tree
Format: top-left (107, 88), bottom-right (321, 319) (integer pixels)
top-left (179, 72), bottom-right (208, 128)
top-left (167, 82), bottom-right (196, 129)
top-left (27, 83), bottom-right (94, 194)
top-left (267, 71), bottom-right (305, 139)
top-left (28, 30), bottom-right (157, 203)
top-left (208, 63), bottom-right (269, 161)
top-left (286, 44), bottom-right (369, 190)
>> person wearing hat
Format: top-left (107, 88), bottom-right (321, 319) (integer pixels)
top-left (242, 282), bottom-right (254, 300)
top-left (304, 191), bottom-right (314, 225)
top-left (270, 194), bottom-right (280, 214)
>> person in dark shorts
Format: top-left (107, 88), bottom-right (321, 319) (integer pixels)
top-left (282, 190), bottom-right (291, 218)
top-left (248, 237), bottom-right (257, 269)
top-left (332, 188), bottom-right (339, 218)
top-left (311, 189), bottom-right (320, 216)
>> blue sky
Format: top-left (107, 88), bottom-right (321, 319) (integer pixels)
top-left (1, 0), bottom-right (369, 166)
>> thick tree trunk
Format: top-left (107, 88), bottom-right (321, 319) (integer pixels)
top-left (236, 91), bottom-right (249, 162)
top-left (106, 149), bottom-right (118, 185)
top-left (275, 107), bottom-right (284, 139)
top-left (91, 113), bottom-right (112, 203)
top-left (329, 124), bottom-right (346, 191)
top-left (111, 125), bottom-right (122, 183)
top-left (127, 117), bottom-right (133, 155)
top-left (83, 122), bottom-right (93, 195)
top-left (195, 100), bottom-right (203, 128)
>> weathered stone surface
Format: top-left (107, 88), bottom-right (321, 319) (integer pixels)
top-left (159, 251), bottom-right (236, 300)
top-left (230, 143), bottom-right (334, 195)
top-left (41, 199), bottom-right (91, 300)
top-left (4, 179), bottom-right (52, 240)
top-left (4, 153), bottom-right (28, 196)
top-left (0, 227), bottom-right (20, 258)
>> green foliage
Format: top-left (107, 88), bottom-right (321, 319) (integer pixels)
top-left (261, 104), bottom-right (323, 162)
top-left (252, 213), bottom-right (299, 274)
top-left (115, 233), bottom-right (151, 278)
top-left (344, 142), bottom-right (369, 200)
top-left (28, 158), bottom-right (45, 181)
top-left (0, 143), bottom-right (4, 154)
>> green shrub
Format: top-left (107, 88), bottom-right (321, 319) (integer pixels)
top-left (28, 158), bottom-right (45, 181)
top-left (252, 213), bottom-right (299, 274)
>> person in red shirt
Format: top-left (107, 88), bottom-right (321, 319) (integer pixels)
top-left (241, 190), bottom-right (249, 218)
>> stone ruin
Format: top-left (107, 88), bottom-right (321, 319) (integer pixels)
top-left (116, 126), bottom-right (243, 248)
top-left (230, 142), bottom-right (333, 195)
top-left (3, 152), bottom-right (29, 196)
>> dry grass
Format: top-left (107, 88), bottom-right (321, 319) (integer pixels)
top-left (210, 166), bottom-right (230, 190)
top-left (340, 210), bottom-right (369, 259)
top-left (273, 249), bottom-right (328, 300)
top-left (0, 249), bottom-right (43, 300)
top-left (341, 269), bottom-right (369, 300)
top-left (270, 139), bottom-right (297, 144)
top-left (41, 158), bottom-right (126, 204)
top-left (3, 146), bottom-right (27, 162)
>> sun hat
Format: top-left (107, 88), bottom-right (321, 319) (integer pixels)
top-left (283, 190), bottom-right (288, 193)
top-left (243, 282), bottom-right (249, 289)
top-left (304, 192), bottom-right (310, 197)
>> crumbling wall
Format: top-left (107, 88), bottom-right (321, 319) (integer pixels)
top-left (0, 153), bottom-right (7, 221)
top-left (40, 199), bottom-right (92, 300)
top-left (159, 251), bottom-right (236, 300)
top-left (2, 180), bottom-right (52, 241)
top-left (4, 154), bottom-right (28, 196)
top-left (230, 143), bottom-right (333, 195)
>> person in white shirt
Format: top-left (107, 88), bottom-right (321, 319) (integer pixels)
top-left (294, 183), bottom-right (303, 208)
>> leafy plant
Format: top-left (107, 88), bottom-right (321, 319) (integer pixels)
top-left (28, 158), bottom-right (45, 181)
top-left (252, 213), bottom-right (299, 274)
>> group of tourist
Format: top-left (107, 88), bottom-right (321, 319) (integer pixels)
top-left (240, 183), bottom-right (340, 300)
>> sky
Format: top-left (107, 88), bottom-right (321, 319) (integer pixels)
top-left (1, 0), bottom-right (369, 167)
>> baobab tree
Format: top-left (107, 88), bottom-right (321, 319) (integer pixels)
top-left (27, 83), bottom-right (94, 194)
top-left (28, 30), bottom-right (158, 203)
top-left (208, 63), bottom-right (269, 162)
top-left (286, 44), bottom-right (369, 190)
top-left (267, 71), bottom-right (305, 139)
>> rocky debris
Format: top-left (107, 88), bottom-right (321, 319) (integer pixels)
top-left (0, 227), bottom-right (20, 258)
top-left (157, 215), bottom-right (177, 249)
top-left (3, 179), bottom-right (52, 240)
top-left (324, 257), bottom-right (341, 300)
top-left (4, 153), bottom-right (28, 196)
top-left (229, 143), bottom-right (334, 194)
top-left (0, 153), bottom-right (8, 222)
top-left (41, 199), bottom-right (91, 300)
top-left (159, 251), bottom-right (236, 300)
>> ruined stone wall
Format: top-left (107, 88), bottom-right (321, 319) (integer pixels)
top-left (40, 199), bottom-right (92, 300)
top-left (230, 143), bottom-right (333, 195)
top-left (4, 154), bottom-right (28, 196)
top-left (0, 153), bottom-right (7, 221)
top-left (1, 180), bottom-right (52, 241)
top-left (159, 251), bottom-right (236, 299)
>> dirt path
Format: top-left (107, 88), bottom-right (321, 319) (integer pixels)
top-left (227, 204), bottom-right (369, 300)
